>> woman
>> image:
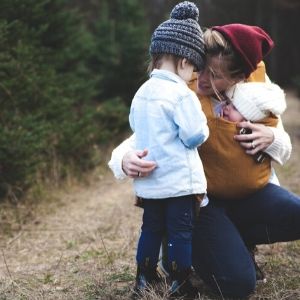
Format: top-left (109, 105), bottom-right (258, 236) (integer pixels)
top-left (108, 24), bottom-right (300, 299)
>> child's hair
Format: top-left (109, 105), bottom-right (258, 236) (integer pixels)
top-left (147, 53), bottom-right (186, 74)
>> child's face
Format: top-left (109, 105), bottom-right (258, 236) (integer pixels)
top-left (222, 102), bottom-right (245, 122)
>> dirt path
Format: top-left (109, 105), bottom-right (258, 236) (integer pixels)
top-left (0, 173), bottom-right (140, 299)
top-left (0, 91), bottom-right (299, 300)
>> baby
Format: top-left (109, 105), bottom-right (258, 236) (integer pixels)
top-left (222, 82), bottom-right (286, 124)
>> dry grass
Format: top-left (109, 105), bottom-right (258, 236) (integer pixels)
top-left (0, 91), bottom-right (299, 300)
top-left (0, 173), bottom-right (139, 299)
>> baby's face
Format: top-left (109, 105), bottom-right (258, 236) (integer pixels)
top-left (222, 102), bottom-right (245, 122)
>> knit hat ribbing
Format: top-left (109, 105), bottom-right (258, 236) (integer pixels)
top-left (150, 1), bottom-right (205, 71)
top-left (212, 24), bottom-right (274, 78)
top-left (226, 82), bottom-right (286, 121)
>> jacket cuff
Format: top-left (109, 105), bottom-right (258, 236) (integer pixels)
top-left (265, 127), bottom-right (292, 165)
top-left (108, 153), bottom-right (127, 180)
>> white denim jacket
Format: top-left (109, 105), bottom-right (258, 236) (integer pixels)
top-left (128, 69), bottom-right (209, 199)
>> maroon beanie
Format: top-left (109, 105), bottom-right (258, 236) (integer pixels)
top-left (212, 24), bottom-right (274, 78)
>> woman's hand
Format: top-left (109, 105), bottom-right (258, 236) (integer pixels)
top-left (234, 121), bottom-right (274, 155)
top-left (122, 149), bottom-right (157, 178)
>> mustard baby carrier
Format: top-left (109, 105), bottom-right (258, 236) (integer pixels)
top-left (189, 62), bottom-right (278, 200)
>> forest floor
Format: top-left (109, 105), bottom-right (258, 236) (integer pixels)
top-left (0, 91), bottom-right (299, 300)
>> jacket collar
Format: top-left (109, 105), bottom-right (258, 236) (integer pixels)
top-left (150, 69), bottom-right (187, 85)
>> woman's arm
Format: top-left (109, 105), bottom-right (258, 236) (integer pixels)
top-left (108, 134), bottom-right (157, 179)
top-left (234, 116), bottom-right (292, 165)
top-left (264, 118), bottom-right (292, 165)
top-left (108, 135), bottom-right (136, 179)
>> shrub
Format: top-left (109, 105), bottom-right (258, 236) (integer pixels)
top-left (0, 0), bottom-right (148, 201)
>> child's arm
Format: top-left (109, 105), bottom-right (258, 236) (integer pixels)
top-left (174, 92), bottom-right (209, 148)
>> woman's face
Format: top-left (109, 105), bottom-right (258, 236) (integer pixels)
top-left (197, 56), bottom-right (236, 96)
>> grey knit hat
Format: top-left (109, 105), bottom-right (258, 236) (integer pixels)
top-left (149, 1), bottom-right (205, 71)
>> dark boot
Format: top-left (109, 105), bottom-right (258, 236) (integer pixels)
top-left (168, 263), bottom-right (199, 298)
top-left (133, 261), bottom-right (161, 298)
top-left (248, 246), bottom-right (267, 283)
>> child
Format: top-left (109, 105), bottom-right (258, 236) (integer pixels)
top-left (129, 1), bottom-right (208, 296)
top-left (207, 81), bottom-right (286, 199)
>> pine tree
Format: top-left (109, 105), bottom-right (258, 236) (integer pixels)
top-left (92, 0), bottom-right (150, 105)
top-left (0, 0), bottom-right (97, 199)
top-left (0, 0), bottom-right (150, 201)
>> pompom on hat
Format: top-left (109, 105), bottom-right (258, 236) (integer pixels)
top-left (212, 24), bottom-right (274, 78)
top-left (226, 82), bottom-right (286, 122)
top-left (150, 1), bottom-right (205, 71)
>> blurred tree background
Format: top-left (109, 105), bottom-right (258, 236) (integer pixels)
top-left (0, 0), bottom-right (299, 202)
top-left (145, 0), bottom-right (300, 87)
